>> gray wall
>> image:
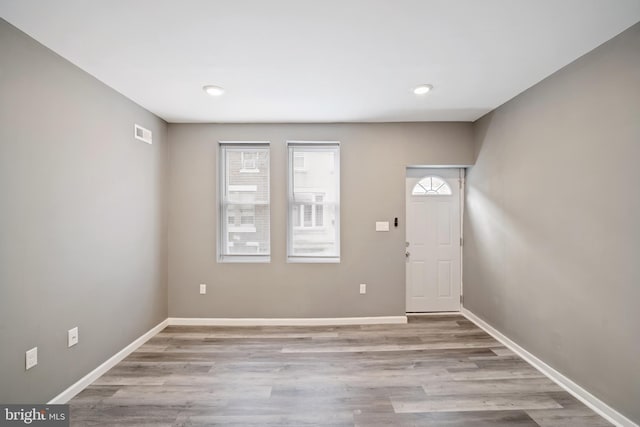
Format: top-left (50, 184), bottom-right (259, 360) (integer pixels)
top-left (0, 19), bottom-right (168, 403)
top-left (168, 123), bottom-right (473, 318)
top-left (464, 23), bottom-right (640, 423)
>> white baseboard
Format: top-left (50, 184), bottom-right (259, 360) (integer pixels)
top-left (168, 316), bottom-right (407, 326)
top-left (406, 311), bottom-right (461, 316)
top-left (461, 307), bottom-right (637, 427)
top-left (48, 318), bottom-right (169, 404)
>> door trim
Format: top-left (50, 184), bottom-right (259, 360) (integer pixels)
top-left (405, 167), bottom-right (464, 313)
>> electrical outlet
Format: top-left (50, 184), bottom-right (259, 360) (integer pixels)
top-left (199, 284), bottom-right (207, 294)
top-left (360, 283), bottom-right (367, 294)
top-left (68, 327), bottom-right (79, 347)
top-left (25, 347), bottom-right (37, 370)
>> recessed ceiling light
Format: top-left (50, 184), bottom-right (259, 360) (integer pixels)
top-left (203, 85), bottom-right (225, 96)
top-left (413, 84), bottom-right (433, 95)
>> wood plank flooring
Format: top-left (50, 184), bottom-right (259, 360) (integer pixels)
top-left (69, 315), bottom-right (611, 426)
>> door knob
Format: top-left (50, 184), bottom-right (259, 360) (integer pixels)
top-left (405, 251), bottom-right (410, 258)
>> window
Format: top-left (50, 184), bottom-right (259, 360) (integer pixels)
top-left (411, 176), bottom-right (452, 196)
top-left (240, 152), bottom-right (258, 172)
top-left (219, 142), bottom-right (270, 262)
top-left (293, 153), bottom-right (306, 171)
top-left (292, 194), bottom-right (325, 228)
top-left (314, 195), bottom-right (324, 226)
top-left (287, 142), bottom-right (340, 262)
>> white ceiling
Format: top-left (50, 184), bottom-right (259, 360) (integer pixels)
top-left (1, 0), bottom-right (639, 123)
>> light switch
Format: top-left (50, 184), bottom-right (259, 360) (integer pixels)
top-left (375, 221), bottom-right (390, 232)
top-left (68, 327), bottom-right (79, 347)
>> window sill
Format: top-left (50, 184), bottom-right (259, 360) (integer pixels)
top-left (287, 257), bottom-right (340, 264)
top-left (219, 255), bottom-right (270, 263)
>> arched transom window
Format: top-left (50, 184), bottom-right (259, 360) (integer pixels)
top-left (412, 176), bottom-right (452, 196)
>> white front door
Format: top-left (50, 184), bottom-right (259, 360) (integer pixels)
top-left (406, 168), bottom-right (462, 312)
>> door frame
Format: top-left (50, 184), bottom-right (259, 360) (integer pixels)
top-left (405, 167), bottom-right (465, 314)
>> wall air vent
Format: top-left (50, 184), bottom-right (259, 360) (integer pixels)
top-left (134, 124), bottom-right (152, 144)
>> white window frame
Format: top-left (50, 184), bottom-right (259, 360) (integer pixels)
top-left (411, 175), bottom-right (453, 196)
top-left (287, 141), bottom-right (340, 263)
top-left (218, 141), bottom-right (270, 263)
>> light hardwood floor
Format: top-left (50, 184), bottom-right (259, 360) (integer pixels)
top-left (69, 315), bottom-right (611, 426)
